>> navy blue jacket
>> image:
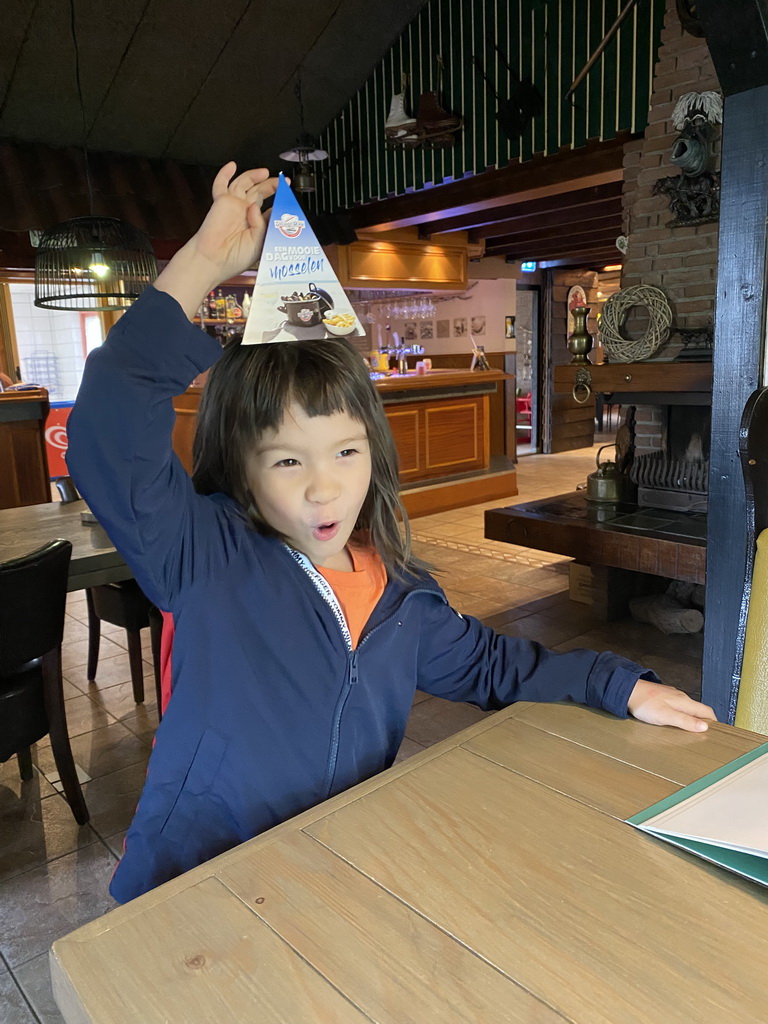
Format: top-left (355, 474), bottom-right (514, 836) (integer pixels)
top-left (67, 287), bottom-right (657, 903)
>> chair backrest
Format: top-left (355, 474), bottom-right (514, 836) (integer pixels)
top-left (55, 476), bottom-right (81, 504)
top-left (0, 539), bottom-right (72, 674)
top-left (735, 387), bottom-right (768, 732)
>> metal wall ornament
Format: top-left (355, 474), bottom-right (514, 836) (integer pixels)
top-left (599, 285), bottom-right (673, 363)
top-left (653, 91), bottom-right (722, 226)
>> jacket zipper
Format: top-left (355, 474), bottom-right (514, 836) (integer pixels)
top-left (285, 546), bottom-right (448, 797)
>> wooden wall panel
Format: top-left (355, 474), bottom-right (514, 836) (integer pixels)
top-left (384, 409), bottom-right (420, 478)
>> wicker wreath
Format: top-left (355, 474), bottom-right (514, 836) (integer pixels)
top-left (599, 285), bottom-right (673, 363)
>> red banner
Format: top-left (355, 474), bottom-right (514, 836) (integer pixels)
top-left (45, 405), bottom-right (72, 478)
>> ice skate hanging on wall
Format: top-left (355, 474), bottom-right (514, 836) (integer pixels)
top-left (473, 37), bottom-right (544, 141)
top-left (384, 59), bottom-right (462, 151)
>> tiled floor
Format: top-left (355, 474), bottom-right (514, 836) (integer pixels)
top-left (0, 442), bottom-right (703, 1022)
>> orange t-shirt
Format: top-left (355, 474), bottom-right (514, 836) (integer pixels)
top-left (316, 545), bottom-right (388, 649)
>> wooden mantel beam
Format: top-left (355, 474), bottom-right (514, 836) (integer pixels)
top-left (348, 136), bottom-right (629, 232)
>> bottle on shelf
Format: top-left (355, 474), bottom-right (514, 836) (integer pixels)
top-left (225, 293), bottom-right (238, 319)
top-left (206, 291), bottom-right (216, 319)
top-left (242, 292), bottom-right (251, 317)
top-left (215, 289), bottom-right (226, 319)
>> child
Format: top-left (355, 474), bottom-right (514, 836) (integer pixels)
top-left (67, 164), bottom-right (716, 903)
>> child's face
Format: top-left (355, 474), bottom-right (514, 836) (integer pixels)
top-left (244, 403), bottom-right (372, 571)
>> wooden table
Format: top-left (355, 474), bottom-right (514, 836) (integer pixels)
top-left (0, 499), bottom-right (128, 591)
top-left (50, 703), bottom-right (768, 1023)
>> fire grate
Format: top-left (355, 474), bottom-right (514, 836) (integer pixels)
top-left (631, 451), bottom-right (708, 492)
top-left (630, 451), bottom-right (709, 511)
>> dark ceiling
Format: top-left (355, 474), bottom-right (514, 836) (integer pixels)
top-left (1, 0), bottom-right (428, 171)
top-left (1, 0), bottom-right (626, 270)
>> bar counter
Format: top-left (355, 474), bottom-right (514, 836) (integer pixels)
top-left (0, 387), bottom-right (51, 509)
top-left (173, 368), bottom-right (509, 487)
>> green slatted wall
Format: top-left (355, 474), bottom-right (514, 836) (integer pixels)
top-left (313, 0), bottom-right (665, 212)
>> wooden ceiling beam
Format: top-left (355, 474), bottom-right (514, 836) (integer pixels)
top-left (487, 226), bottom-right (619, 258)
top-left (539, 252), bottom-right (620, 269)
top-left (430, 181), bottom-right (623, 238)
top-left (476, 208), bottom-right (620, 246)
top-left (502, 237), bottom-right (621, 261)
top-left (350, 135), bottom-right (628, 232)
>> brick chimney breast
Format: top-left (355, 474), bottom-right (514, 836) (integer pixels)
top-left (620, 0), bottom-right (720, 460)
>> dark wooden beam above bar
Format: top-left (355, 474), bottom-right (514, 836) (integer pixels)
top-left (349, 135), bottom-right (628, 232)
top-left (422, 181), bottom-right (623, 237)
top-left (469, 197), bottom-right (621, 243)
top-left (538, 250), bottom-right (620, 269)
top-left (501, 233), bottom-right (620, 259)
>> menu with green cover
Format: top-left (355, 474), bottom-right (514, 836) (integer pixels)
top-left (627, 741), bottom-right (768, 888)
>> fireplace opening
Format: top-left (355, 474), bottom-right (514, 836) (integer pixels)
top-left (630, 404), bottom-right (711, 513)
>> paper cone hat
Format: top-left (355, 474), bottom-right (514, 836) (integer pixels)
top-left (242, 173), bottom-right (364, 345)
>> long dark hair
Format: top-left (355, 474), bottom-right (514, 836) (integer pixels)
top-left (192, 336), bottom-right (426, 576)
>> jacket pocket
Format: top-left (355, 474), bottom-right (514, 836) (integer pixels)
top-left (158, 728), bottom-right (229, 842)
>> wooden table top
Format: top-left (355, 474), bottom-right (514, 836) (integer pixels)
top-left (50, 703), bottom-right (768, 1024)
top-left (373, 367), bottom-right (509, 393)
top-left (0, 499), bottom-right (129, 591)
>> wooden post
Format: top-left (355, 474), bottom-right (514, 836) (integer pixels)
top-left (695, 0), bottom-right (768, 721)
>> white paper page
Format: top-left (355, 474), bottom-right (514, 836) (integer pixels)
top-left (641, 751), bottom-right (768, 857)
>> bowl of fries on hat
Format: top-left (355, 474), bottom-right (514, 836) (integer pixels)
top-left (323, 311), bottom-right (357, 336)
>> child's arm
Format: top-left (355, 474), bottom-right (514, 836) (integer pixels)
top-left (66, 165), bottom-right (278, 608)
top-left (416, 601), bottom-right (717, 732)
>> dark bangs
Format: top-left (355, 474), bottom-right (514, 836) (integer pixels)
top-left (192, 336), bottom-right (428, 577)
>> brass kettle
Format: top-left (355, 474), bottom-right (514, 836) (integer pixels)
top-left (586, 444), bottom-right (624, 503)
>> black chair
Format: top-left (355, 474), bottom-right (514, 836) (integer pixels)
top-left (55, 476), bottom-right (162, 710)
top-left (0, 539), bottom-right (89, 824)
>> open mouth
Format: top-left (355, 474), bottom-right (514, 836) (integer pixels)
top-left (312, 522), bottom-right (340, 542)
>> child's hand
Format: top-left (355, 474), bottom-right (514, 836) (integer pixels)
top-left (627, 679), bottom-right (717, 732)
top-left (190, 162), bottom-right (280, 281)
top-left (154, 162), bottom-right (279, 318)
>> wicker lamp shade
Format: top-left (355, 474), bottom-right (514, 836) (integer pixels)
top-left (34, 216), bottom-right (158, 311)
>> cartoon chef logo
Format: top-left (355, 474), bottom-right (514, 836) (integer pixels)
top-left (274, 213), bottom-right (304, 239)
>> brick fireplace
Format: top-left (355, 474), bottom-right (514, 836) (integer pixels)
top-left (618, 0), bottom-right (720, 508)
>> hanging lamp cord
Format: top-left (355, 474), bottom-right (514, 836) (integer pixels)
top-left (69, 0), bottom-right (95, 217)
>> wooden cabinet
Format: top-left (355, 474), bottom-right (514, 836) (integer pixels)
top-left (171, 389), bottom-right (201, 476)
top-left (385, 394), bottom-right (489, 483)
top-left (0, 388), bottom-right (52, 509)
top-left (553, 361), bottom-right (713, 395)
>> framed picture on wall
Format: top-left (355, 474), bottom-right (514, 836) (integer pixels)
top-left (436, 319), bottom-right (450, 339)
top-left (470, 315), bottom-right (486, 336)
top-left (504, 315), bottom-right (516, 339)
top-left (453, 317), bottom-right (467, 338)
top-left (419, 321), bottom-right (434, 341)
top-left (566, 285), bottom-right (588, 337)
top-left (403, 321), bottom-right (417, 341)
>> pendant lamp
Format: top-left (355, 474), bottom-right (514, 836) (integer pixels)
top-left (34, 0), bottom-right (157, 310)
top-left (35, 216), bottom-right (158, 310)
top-left (278, 71), bottom-right (328, 193)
